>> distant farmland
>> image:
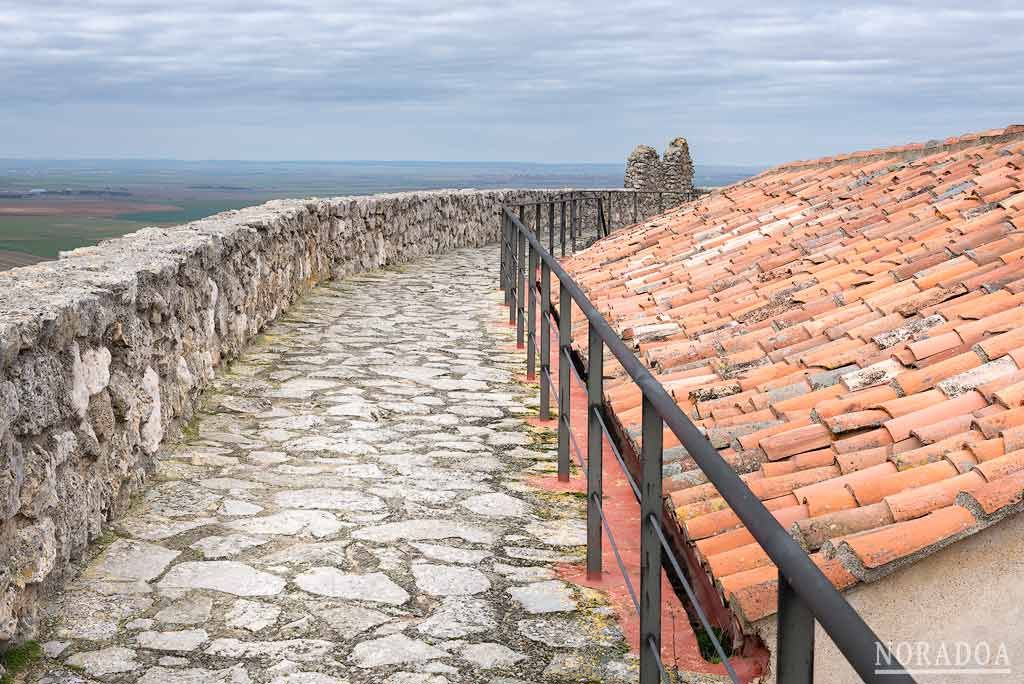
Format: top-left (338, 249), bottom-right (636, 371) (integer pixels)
top-left (0, 159), bottom-right (760, 269)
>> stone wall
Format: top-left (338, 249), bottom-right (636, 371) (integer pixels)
top-left (0, 188), bottom-right (555, 645)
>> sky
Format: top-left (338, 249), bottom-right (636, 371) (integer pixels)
top-left (1, 1), bottom-right (1022, 165)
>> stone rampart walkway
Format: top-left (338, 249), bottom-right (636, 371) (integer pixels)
top-left (29, 245), bottom-right (633, 684)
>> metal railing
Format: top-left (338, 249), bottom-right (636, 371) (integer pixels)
top-left (504, 189), bottom-right (700, 258)
top-left (498, 197), bottom-right (915, 684)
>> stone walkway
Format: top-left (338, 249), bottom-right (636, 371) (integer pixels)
top-left (30, 245), bottom-right (634, 684)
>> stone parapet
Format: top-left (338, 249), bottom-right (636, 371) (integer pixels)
top-left (0, 188), bottom-right (554, 644)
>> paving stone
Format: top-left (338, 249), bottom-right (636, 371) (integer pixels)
top-left (274, 488), bottom-right (386, 512)
top-left (226, 510), bottom-right (343, 538)
top-left (272, 378), bottom-right (339, 398)
top-left (459, 492), bottom-right (529, 517)
top-left (542, 652), bottom-right (636, 683)
top-left (525, 519), bottom-right (588, 546)
top-left (517, 617), bottom-right (624, 648)
top-left (412, 564), bottom-right (490, 596)
top-left (410, 542), bottom-right (490, 565)
top-left (451, 405), bottom-right (503, 418)
top-left (159, 561), bottom-right (286, 596)
top-left (205, 638), bottom-right (335, 662)
top-left (385, 674), bottom-right (450, 684)
top-left (487, 431), bottom-right (532, 445)
top-left (136, 665), bottom-right (253, 683)
top-left (192, 534), bottom-right (270, 559)
top-left (417, 597), bottom-right (497, 638)
top-left (220, 500), bottom-right (265, 516)
top-left (137, 629), bottom-right (209, 651)
top-left (491, 563), bottom-right (556, 582)
top-left (287, 435), bottom-right (378, 455)
top-left (156, 596), bottom-right (214, 625)
top-left (224, 599), bottom-right (281, 632)
top-left (200, 477), bottom-right (266, 491)
top-left (461, 642), bottom-right (527, 669)
top-left (258, 541), bottom-right (349, 566)
top-left (319, 603), bottom-right (393, 638)
top-left (143, 479), bottom-right (223, 515)
top-left (507, 580), bottom-right (577, 613)
top-left (249, 451), bottom-right (290, 465)
top-left (295, 567), bottom-right (410, 605)
top-left (350, 633), bottom-right (446, 668)
top-left (53, 592), bottom-right (153, 640)
top-left (117, 516), bottom-right (215, 541)
top-left (269, 674), bottom-right (347, 684)
top-left (82, 539), bottom-right (179, 592)
top-left (65, 646), bottom-right (139, 676)
top-left (503, 546), bottom-right (582, 563)
top-left (353, 519), bottom-right (496, 544)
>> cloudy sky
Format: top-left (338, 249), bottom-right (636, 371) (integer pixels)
top-left (1, 1), bottom-right (1022, 164)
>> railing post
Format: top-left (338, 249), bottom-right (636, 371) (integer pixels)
top-left (500, 211), bottom-right (509, 303)
top-left (607, 190), bottom-right (613, 232)
top-left (516, 225), bottom-right (526, 349)
top-left (633, 191), bottom-right (639, 223)
top-left (526, 217), bottom-right (538, 380)
top-left (507, 213), bottom-right (516, 325)
top-left (560, 200), bottom-right (567, 257)
top-left (499, 209), bottom-right (506, 293)
top-left (658, 191), bottom-right (664, 214)
top-left (777, 572), bottom-right (815, 684)
top-left (570, 196), bottom-right (577, 253)
top-left (639, 395), bottom-right (663, 684)
top-left (540, 260), bottom-right (551, 420)
top-left (535, 202), bottom-right (541, 243)
top-left (557, 282), bottom-right (571, 482)
top-left (597, 196), bottom-right (605, 237)
top-left (548, 200), bottom-right (555, 254)
top-left (586, 324), bottom-right (603, 579)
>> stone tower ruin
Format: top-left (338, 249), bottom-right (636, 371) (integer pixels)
top-left (624, 144), bottom-right (663, 191)
top-left (662, 137), bottom-right (694, 194)
top-left (623, 137), bottom-right (694, 198)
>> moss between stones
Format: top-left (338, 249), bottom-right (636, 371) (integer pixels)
top-left (178, 412), bottom-right (203, 441)
top-left (1, 641), bottom-right (42, 684)
top-left (92, 528), bottom-right (121, 550)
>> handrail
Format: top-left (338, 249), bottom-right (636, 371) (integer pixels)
top-left (499, 202), bottom-right (915, 684)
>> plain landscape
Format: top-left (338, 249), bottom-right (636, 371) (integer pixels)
top-left (0, 159), bottom-right (760, 268)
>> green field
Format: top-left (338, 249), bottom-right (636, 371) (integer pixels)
top-left (0, 200), bottom-right (260, 258)
top-left (0, 215), bottom-right (152, 258)
top-left (115, 198), bottom-right (260, 224)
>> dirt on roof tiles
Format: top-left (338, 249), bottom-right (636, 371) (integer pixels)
top-left (558, 124), bottom-right (1024, 631)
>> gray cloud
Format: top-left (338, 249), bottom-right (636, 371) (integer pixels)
top-left (0, 0), bottom-right (1021, 163)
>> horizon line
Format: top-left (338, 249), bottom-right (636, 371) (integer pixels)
top-left (0, 157), bottom-right (766, 169)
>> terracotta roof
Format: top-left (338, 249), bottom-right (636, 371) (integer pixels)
top-left (560, 125), bottom-right (1024, 632)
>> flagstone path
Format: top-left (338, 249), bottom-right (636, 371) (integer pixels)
top-left (28, 245), bottom-right (636, 684)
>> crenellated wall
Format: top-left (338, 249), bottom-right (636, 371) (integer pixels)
top-left (0, 188), bottom-right (557, 644)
